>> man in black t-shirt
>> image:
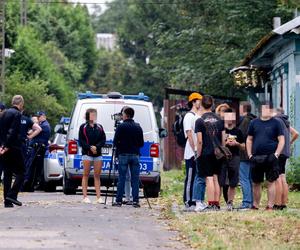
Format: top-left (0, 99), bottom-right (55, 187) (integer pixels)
top-left (195, 95), bottom-right (225, 210)
top-left (246, 102), bottom-right (284, 210)
top-left (219, 108), bottom-right (245, 211)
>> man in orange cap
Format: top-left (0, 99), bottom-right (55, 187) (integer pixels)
top-left (183, 92), bottom-right (204, 211)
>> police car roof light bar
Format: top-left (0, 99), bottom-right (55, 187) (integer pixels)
top-left (77, 91), bottom-right (149, 101)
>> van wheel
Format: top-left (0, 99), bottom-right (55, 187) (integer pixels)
top-left (44, 182), bottom-right (57, 192)
top-left (63, 174), bottom-right (77, 195)
top-left (143, 177), bottom-right (161, 198)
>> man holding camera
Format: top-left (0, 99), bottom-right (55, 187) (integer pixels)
top-left (113, 107), bottom-right (144, 208)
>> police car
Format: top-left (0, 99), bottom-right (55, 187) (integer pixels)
top-left (43, 117), bottom-right (70, 192)
top-left (63, 92), bottom-right (166, 197)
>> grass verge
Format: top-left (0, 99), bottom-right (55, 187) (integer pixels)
top-left (159, 169), bottom-right (300, 250)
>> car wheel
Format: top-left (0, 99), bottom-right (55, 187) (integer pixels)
top-left (63, 173), bottom-right (77, 195)
top-left (143, 177), bottom-right (161, 198)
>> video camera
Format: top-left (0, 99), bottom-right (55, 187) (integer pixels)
top-left (111, 112), bottom-right (122, 128)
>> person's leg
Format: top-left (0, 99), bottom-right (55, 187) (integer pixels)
top-left (125, 167), bottom-right (131, 201)
top-left (206, 176), bottom-right (215, 204)
top-left (93, 160), bottom-right (103, 199)
top-left (115, 155), bottom-right (128, 203)
top-left (239, 161), bottom-right (253, 207)
top-left (82, 160), bottom-right (91, 198)
top-left (252, 182), bottom-right (261, 208)
top-left (129, 155), bottom-right (140, 204)
top-left (223, 185), bottom-right (229, 203)
top-left (194, 157), bottom-right (206, 202)
top-left (266, 155), bottom-right (279, 208)
top-left (213, 174), bottom-right (220, 203)
top-left (275, 177), bottom-right (283, 206)
top-left (183, 158), bottom-right (194, 206)
top-left (267, 181), bottom-right (276, 208)
top-left (3, 160), bottom-right (13, 203)
top-left (281, 174), bottom-right (289, 206)
top-left (227, 156), bottom-right (239, 204)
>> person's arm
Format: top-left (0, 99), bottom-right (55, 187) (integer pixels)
top-left (290, 126), bottom-right (299, 145)
top-left (78, 125), bottom-right (90, 151)
top-left (27, 123), bottom-right (42, 140)
top-left (246, 135), bottom-right (253, 159)
top-left (275, 135), bottom-right (285, 157)
top-left (196, 132), bottom-right (203, 158)
top-left (186, 130), bottom-right (196, 150)
top-left (95, 127), bottom-right (106, 149)
top-left (221, 130), bottom-right (226, 146)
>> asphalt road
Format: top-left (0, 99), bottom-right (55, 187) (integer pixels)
top-left (0, 191), bottom-right (186, 250)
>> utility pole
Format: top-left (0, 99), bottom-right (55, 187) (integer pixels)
top-left (0, 0), bottom-right (5, 101)
top-left (20, 0), bottom-right (27, 26)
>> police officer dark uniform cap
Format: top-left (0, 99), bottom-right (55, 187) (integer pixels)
top-left (36, 111), bottom-right (46, 116)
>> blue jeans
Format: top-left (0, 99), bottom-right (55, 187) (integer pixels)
top-left (239, 161), bottom-right (253, 207)
top-left (116, 154), bottom-right (140, 203)
top-left (193, 162), bottom-right (206, 202)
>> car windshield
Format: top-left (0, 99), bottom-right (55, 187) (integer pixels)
top-left (76, 103), bottom-right (152, 133)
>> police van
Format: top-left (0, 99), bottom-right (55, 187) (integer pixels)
top-left (63, 92), bottom-right (165, 197)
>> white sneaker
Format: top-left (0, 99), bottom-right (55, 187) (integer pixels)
top-left (93, 197), bottom-right (104, 204)
top-left (82, 197), bottom-right (91, 204)
top-left (195, 201), bottom-right (207, 212)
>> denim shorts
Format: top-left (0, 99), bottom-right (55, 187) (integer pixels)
top-left (82, 155), bottom-right (103, 162)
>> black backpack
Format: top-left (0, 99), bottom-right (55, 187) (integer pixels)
top-left (172, 111), bottom-right (195, 148)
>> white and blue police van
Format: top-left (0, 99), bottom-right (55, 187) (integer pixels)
top-left (63, 92), bottom-right (165, 197)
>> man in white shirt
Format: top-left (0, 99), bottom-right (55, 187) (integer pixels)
top-left (183, 92), bottom-right (202, 210)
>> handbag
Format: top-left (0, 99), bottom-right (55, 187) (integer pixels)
top-left (203, 121), bottom-right (232, 161)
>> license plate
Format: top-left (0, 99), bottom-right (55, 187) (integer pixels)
top-left (101, 147), bottom-right (109, 155)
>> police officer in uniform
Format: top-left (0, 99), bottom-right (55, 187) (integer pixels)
top-left (0, 95), bottom-right (25, 207)
top-left (23, 111), bottom-right (51, 191)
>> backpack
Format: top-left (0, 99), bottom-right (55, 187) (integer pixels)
top-left (172, 111), bottom-right (195, 148)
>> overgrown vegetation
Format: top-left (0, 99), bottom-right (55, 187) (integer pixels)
top-left (287, 157), bottom-right (300, 190)
top-left (159, 170), bottom-right (300, 249)
top-left (92, 0), bottom-right (298, 105)
top-left (4, 1), bottom-right (97, 124)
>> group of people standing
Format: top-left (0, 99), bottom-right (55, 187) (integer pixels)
top-left (0, 95), bottom-right (51, 208)
top-left (183, 93), bottom-right (299, 211)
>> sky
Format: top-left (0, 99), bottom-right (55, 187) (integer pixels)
top-left (73, 0), bottom-right (114, 14)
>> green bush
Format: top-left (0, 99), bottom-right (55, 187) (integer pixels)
top-left (286, 157), bottom-right (300, 190)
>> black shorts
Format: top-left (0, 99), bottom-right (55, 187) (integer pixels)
top-left (251, 154), bottom-right (279, 183)
top-left (219, 155), bottom-right (240, 188)
top-left (197, 154), bottom-right (222, 178)
top-left (278, 155), bottom-right (288, 175)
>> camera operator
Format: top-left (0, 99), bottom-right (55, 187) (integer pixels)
top-left (0, 95), bottom-right (25, 207)
top-left (112, 107), bottom-right (144, 208)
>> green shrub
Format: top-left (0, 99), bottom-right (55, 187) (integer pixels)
top-left (286, 157), bottom-right (300, 190)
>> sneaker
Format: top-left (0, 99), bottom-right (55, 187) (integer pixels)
top-left (183, 205), bottom-right (196, 212)
top-left (122, 200), bottom-right (133, 205)
top-left (227, 201), bottom-right (233, 211)
top-left (265, 205), bottom-right (273, 211)
top-left (93, 197), bottom-right (104, 204)
top-left (132, 202), bottom-right (141, 208)
top-left (194, 201), bottom-right (207, 212)
top-left (280, 205), bottom-right (287, 210)
top-left (81, 197), bottom-right (91, 204)
top-left (202, 205), bottom-right (218, 212)
top-left (251, 205), bottom-right (259, 210)
top-left (237, 204), bottom-right (252, 210)
top-left (112, 201), bottom-right (122, 207)
top-left (273, 205), bottom-right (281, 210)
